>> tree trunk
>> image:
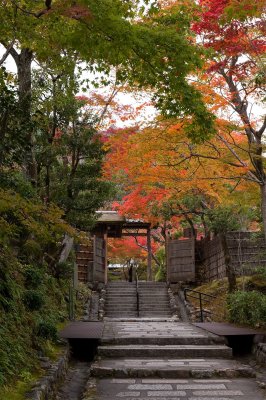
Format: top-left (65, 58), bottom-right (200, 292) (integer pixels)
top-left (260, 184), bottom-right (266, 242)
top-left (221, 234), bottom-right (236, 293)
top-left (13, 47), bottom-right (37, 185)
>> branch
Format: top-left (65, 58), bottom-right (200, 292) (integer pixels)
top-left (0, 40), bottom-right (16, 66)
top-left (133, 236), bottom-right (160, 266)
top-left (217, 133), bottom-right (248, 167)
top-left (258, 115), bottom-right (266, 137)
top-left (11, 0), bottom-right (52, 18)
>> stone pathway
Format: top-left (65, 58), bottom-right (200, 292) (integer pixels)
top-left (83, 377), bottom-right (266, 399)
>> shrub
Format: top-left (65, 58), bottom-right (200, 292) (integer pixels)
top-left (23, 266), bottom-right (43, 288)
top-left (23, 290), bottom-right (44, 311)
top-left (227, 290), bottom-right (266, 328)
top-left (35, 320), bottom-right (57, 341)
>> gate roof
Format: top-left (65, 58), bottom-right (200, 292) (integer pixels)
top-left (93, 211), bottom-right (151, 238)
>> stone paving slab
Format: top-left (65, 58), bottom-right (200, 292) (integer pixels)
top-left (83, 378), bottom-right (266, 399)
top-left (101, 322), bottom-right (226, 345)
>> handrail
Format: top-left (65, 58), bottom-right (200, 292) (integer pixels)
top-left (136, 269), bottom-right (139, 317)
top-left (184, 288), bottom-right (218, 322)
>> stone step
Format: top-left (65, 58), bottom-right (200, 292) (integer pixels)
top-left (106, 290), bottom-right (136, 293)
top-left (105, 307), bottom-right (137, 312)
top-left (97, 344), bottom-right (233, 359)
top-left (139, 303), bottom-right (169, 306)
top-left (106, 292), bottom-right (136, 295)
top-left (100, 335), bottom-right (223, 346)
top-left (106, 293), bottom-right (137, 296)
top-left (91, 358), bottom-right (255, 379)
top-left (105, 305), bottom-right (137, 309)
top-left (107, 284), bottom-right (136, 287)
top-left (139, 313), bottom-right (172, 317)
top-left (138, 310), bottom-right (170, 314)
top-left (105, 310), bottom-right (137, 317)
top-left (105, 293), bottom-right (137, 301)
top-left (138, 294), bottom-right (168, 297)
top-left (139, 282), bottom-right (167, 284)
top-left (139, 296), bottom-right (168, 299)
top-left (138, 292), bottom-right (168, 294)
top-left (105, 301), bottom-right (137, 304)
top-left (138, 308), bottom-right (171, 311)
top-left (104, 316), bottom-right (139, 319)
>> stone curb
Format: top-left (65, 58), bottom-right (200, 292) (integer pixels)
top-left (26, 347), bottom-right (70, 400)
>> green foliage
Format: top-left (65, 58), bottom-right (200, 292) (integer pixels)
top-left (0, 188), bottom-right (77, 386)
top-left (206, 205), bottom-right (242, 235)
top-left (227, 290), bottom-right (266, 328)
top-left (23, 265), bottom-right (43, 288)
top-left (35, 320), bottom-right (58, 341)
top-left (155, 247), bottom-right (166, 282)
top-left (23, 290), bottom-right (44, 311)
top-left (54, 261), bottom-right (74, 280)
top-left (32, 73), bottom-right (115, 229)
top-left (0, 72), bottom-right (29, 168)
top-left (0, 171), bottom-right (35, 199)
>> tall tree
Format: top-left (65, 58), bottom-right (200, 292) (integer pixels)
top-left (0, 1), bottom-right (216, 174)
top-left (191, 0), bottom-right (266, 237)
top-left (104, 119), bottom-right (259, 235)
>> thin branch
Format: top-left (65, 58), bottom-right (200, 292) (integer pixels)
top-left (133, 236), bottom-right (160, 266)
top-left (11, 0), bottom-right (52, 18)
top-left (0, 40), bottom-right (16, 66)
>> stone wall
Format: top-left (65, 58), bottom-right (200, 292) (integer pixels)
top-left (26, 347), bottom-right (70, 400)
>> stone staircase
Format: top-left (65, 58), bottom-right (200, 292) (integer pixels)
top-left (96, 281), bottom-right (255, 384)
top-left (92, 320), bottom-right (254, 379)
top-left (104, 281), bottom-right (138, 318)
top-left (138, 282), bottom-right (171, 318)
top-left (104, 281), bottom-right (172, 319)
top-left (88, 281), bottom-right (262, 399)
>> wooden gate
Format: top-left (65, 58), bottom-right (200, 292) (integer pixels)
top-left (166, 238), bottom-right (195, 282)
top-left (93, 236), bottom-right (106, 283)
top-left (76, 239), bottom-right (94, 283)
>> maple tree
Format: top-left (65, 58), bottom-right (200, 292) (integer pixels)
top-left (190, 0), bottom-right (266, 237)
top-left (104, 117), bottom-right (259, 239)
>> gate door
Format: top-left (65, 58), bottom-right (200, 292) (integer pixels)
top-left (93, 236), bottom-right (106, 283)
top-left (167, 238), bottom-right (195, 282)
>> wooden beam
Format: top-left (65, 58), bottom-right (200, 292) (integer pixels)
top-left (147, 227), bottom-right (152, 281)
top-left (122, 233), bottom-right (147, 237)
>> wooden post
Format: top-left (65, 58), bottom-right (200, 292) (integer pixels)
top-left (147, 227), bottom-right (152, 281)
top-left (104, 232), bottom-right (108, 285)
top-left (166, 233), bottom-right (169, 284)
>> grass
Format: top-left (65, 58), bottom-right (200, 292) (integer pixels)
top-left (0, 334), bottom-right (67, 399)
top-left (0, 369), bottom-right (43, 400)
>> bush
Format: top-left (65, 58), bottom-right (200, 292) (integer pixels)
top-left (227, 290), bottom-right (266, 328)
top-left (23, 266), bottom-right (43, 288)
top-left (35, 320), bottom-right (57, 341)
top-left (23, 290), bottom-right (44, 311)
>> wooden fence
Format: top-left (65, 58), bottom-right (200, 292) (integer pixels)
top-left (196, 232), bottom-right (266, 283)
top-left (167, 238), bottom-right (195, 282)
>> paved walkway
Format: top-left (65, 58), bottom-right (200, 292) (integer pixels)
top-left (84, 377), bottom-right (265, 400)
